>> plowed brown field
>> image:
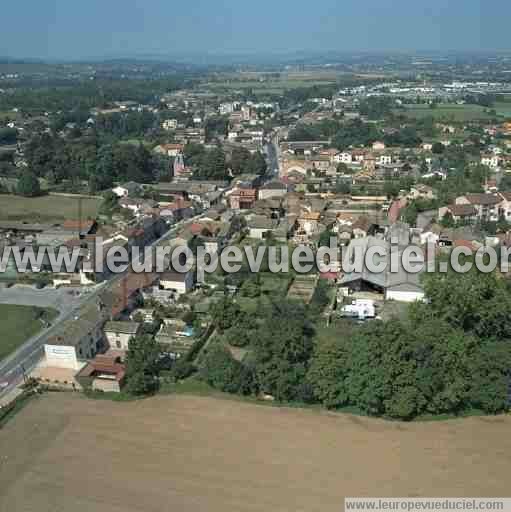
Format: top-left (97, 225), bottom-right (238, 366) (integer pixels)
top-left (1, 393), bottom-right (510, 512)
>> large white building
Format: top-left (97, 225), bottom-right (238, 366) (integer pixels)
top-left (44, 301), bottom-right (108, 370)
top-left (159, 271), bottom-right (195, 296)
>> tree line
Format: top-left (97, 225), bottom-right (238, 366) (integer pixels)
top-left (197, 269), bottom-right (511, 420)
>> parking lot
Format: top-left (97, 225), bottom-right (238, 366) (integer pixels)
top-left (0, 284), bottom-right (85, 313)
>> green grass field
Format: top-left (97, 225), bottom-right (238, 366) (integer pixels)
top-left (0, 194), bottom-right (101, 223)
top-left (494, 102), bottom-right (511, 118)
top-left (396, 104), bottom-right (493, 122)
top-left (260, 275), bottom-right (291, 294)
top-left (205, 72), bottom-right (341, 94)
top-left (0, 111), bottom-right (21, 121)
top-left (0, 305), bottom-right (57, 361)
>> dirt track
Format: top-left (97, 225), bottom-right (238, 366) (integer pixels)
top-left (1, 393), bottom-right (510, 512)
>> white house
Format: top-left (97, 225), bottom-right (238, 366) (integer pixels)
top-left (481, 154), bottom-right (500, 168)
top-left (119, 197), bottom-right (144, 215)
top-left (219, 102), bottom-right (236, 115)
top-left (130, 308), bottom-right (156, 323)
top-left (104, 321), bottom-right (141, 351)
top-left (455, 193), bottom-right (502, 222)
top-left (498, 192), bottom-right (511, 220)
top-left (340, 237), bottom-right (426, 303)
top-left (385, 282), bottom-right (426, 303)
top-left (164, 143), bottom-right (184, 157)
top-left (258, 181), bottom-right (287, 200)
top-left (247, 215), bottom-right (276, 239)
top-left (159, 271), bottom-right (194, 295)
top-left (112, 181), bottom-right (141, 198)
top-left (420, 231), bottom-right (440, 245)
top-left (408, 185), bottom-right (436, 201)
top-left (335, 152), bottom-right (353, 164)
top-left (378, 154), bottom-right (393, 165)
top-left (162, 119), bottom-right (178, 131)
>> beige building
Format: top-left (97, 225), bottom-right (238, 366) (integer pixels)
top-left (258, 181), bottom-right (287, 200)
top-left (104, 321), bottom-right (141, 351)
top-left (44, 301), bottom-right (108, 370)
top-left (76, 354), bottom-right (126, 393)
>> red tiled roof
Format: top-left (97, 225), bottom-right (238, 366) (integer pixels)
top-left (126, 228), bottom-right (144, 238)
top-left (161, 143), bottom-right (184, 151)
top-left (110, 272), bottom-right (158, 317)
top-left (320, 271), bottom-right (339, 280)
top-left (449, 204), bottom-right (477, 217)
top-left (190, 222), bottom-right (206, 235)
top-left (464, 193), bottom-right (501, 206)
top-left (62, 219), bottom-right (95, 231)
top-left (78, 355), bottom-right (126, 382)
top-left (64, 238), bottom-right (84, 248)
top-left (453, 239), bottom-right (475, 250)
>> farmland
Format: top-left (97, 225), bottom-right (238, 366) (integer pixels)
top-left (203, 71), bottom-right (341, 95)
top-left (1, 393), bottom-right (511, 511)
top-left (0, 304), bottom-right (57, 361)
top-left (494, 101), bottom-right (511, 118)
top-left (0, 194), bottom-right (101, 223)
top-left (396, 104), bottom-right (494, 122)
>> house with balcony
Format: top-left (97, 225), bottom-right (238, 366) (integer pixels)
top-left (293, 210), bottom-right (321, 245)
top-left (455, 193), bottom-right (502, 222)
top-left (438, 204), bottom-right (478, 224)
top-left (229, 187), bottom-right (258, 210)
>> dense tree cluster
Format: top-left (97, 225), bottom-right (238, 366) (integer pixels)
top-left (382, 126), bottom-right (421, 147)
top-left (0, 78), bottom-right (189, 113)
top-left (124, 334), bottom-right (161, 395)
top-left (400, 197), bottom-right (439, 226)
top-left (184, 143), bottom-right (267, 180)
top-left (332, 119), bottom-right (381, 149)
top-left (199, 270), bottom-right (511, 420)
top-left (358, 97), bottom-right (396, 120)
top-left (202, 297), bottom-right (315, 402)
top-left (23, 133), bottom-right (156, 192)
top-left (205, 115), bottom-right (229, 141)
top-left (188, 145), bottom-right (227, 180)
top-left (93, 111), bottom-right (158, 139)
top-left (281, 84), bottom-right (338, 106)
top-left (288, 119), bottom-right (342, 142)
top-left (199, 345), bottom-right (254, 395)
top-left (16, 169), bottom-right (41, 197)
top-left (229, 147), bottom-right (267, 176)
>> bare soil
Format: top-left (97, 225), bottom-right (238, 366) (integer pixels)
top-left (1, 393), bottom-right (510, 512)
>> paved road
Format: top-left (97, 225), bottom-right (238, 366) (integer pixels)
top-left (264, 139), bottom-right (280, 178)
top-left (0, 284), bottom-right (109, 398)
top-left (0, 216), bottom-right (201, 401)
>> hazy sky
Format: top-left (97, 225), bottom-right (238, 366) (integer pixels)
top-left (1, 0), bottom-right (509, 60)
